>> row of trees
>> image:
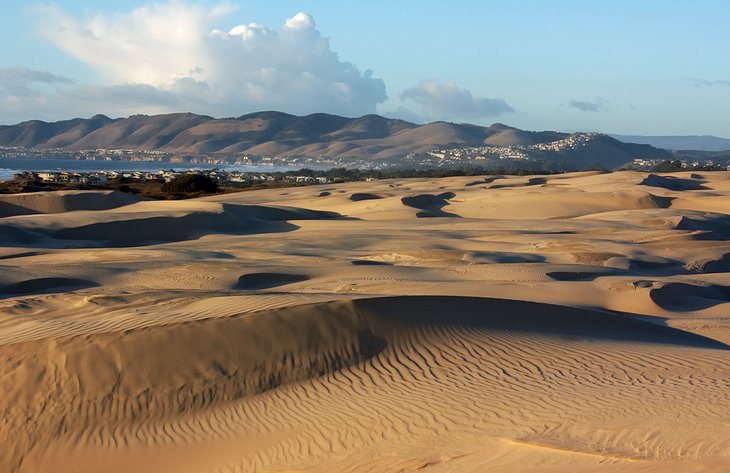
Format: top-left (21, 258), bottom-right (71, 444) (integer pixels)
top-left (650, 160), bottom-right (725, 172)
top-left (281, 165), bottom-right (579, 182)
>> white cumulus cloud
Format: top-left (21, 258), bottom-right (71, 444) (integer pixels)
top-left (400, 79), bottom-right (514, 122)
top-left (18, 1), bottom-right (386, 120)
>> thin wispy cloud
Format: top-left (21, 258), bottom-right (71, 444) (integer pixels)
top-left (0, 66), bottom-right (73, 85)
top-left (0, 66), bottom-right (73, 98)
top-left (568, 97), bottom-right (609, 113)
top-left (400, 79), bottom-right (513, 122)
top-left (691, 79), bottom-right (730, 88)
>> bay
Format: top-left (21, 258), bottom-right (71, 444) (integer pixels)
top-left (0, 158), bottom-right (308, 181)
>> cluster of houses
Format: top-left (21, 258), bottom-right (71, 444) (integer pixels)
top-left (529, 133), bottom-right (603, 153)
top-left (14, 169), bottom-right (333, 186)
top-left (0, 146), bottom-right (175, 161)
top-left (415, 133), bottom-right (607, 167)
top-left (627, 158), bottom-right (727, 170)
top-left (22, 170), bottom-right (169, 184)
top-left (420, 146), bottom-right (530, 164)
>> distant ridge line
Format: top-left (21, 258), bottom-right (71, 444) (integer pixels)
top-left (0, 111), bottom-right (670, 169)
top-left (611, 134), bottom-right (730, 152)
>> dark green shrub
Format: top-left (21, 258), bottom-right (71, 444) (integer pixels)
top-left (162, 174), bottom-right (218, 193)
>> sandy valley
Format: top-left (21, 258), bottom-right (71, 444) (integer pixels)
top-left (1, 170), bottom-right (730, 472)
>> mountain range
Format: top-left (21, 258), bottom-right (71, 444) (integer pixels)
top-left (0, 112), bottom-right (670, 168)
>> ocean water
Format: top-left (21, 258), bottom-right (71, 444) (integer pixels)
top-left (0, 168), bottom-right (15, 181)
top-left (0, 158), bottom-right (306, 181)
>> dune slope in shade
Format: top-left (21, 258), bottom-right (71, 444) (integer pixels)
top-left (3, 296), bottom-right (730, 473)
top-left (0, 190), bottom-right (143, 216)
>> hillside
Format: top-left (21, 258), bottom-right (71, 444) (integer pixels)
top-left (0, 112), bottom-right (669, 169)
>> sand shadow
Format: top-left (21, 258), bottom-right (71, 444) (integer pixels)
top-left (351, 260), bottom-right (393, 266)
top-left (465, 176), bottom-right (504, 187)
top-left (0, 201), bottom-right (39, 218)
top-left (489, 177), bottom-right (547, 189)
top-left (644, 194), bottom-right (675, 208)
top-left (650, 283), bottom-right (730, 311)
top-left (465, 251), bottom-right (545, 264)
top-left (50, 204), bottom-right (344, 248)
top-left (0, 225), bottom-right (40, 245)
top-left (350, 193), bottom-right (383, 202)
top-left (676, 215), bottom-right (730, 240)
top-left (686, 253), bottom-right (730, 273)
top-left (0, 251), bottom-right (42, 261)
top-left (53, 215), bottom-right (300, 247)
top-left (0, 277), bottom-right (100, 298)
top-left (401, 193), bottom-right (459, 218)
top-left (355, 296), bottom-right (729, 349)
top-left (629, 258), bottom-right (680, 271)
top-left (640, 174), bottom-right (708, 191)
top-left (546, 270), bottom-right (622, 281)
top-left (235, 273), bottom-right (310, 290)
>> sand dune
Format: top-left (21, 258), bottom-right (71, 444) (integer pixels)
top-left (640, 173), bottom-right (708, 191)
top-left (3, 297), bottom-right (730, 472)
top-left (650, 282), bottom-right (730, 311)
top-left (0, 200), bottom-right (38, 218)
top-left (401, 192), bottom-right (457, 217)
top-left (2, 171), bottom-right (730, 472)
top-left (0, 201), bottom-right (342, 247)
top-left (0, 190), bottom-right (142, 216)
top-left (235, 273), bottom-right (310, 289)
top-left (350, 192), bottom-right (384, 201)
top-left (686, 252), bottom-right (730, 273)
top-left (0, 277), bottom-right (99, 297)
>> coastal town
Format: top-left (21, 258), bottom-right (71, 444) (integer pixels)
top-left (406, 133), bottom-right (730, 170)
top-left (2, 131), bottom-right (729, 174)
top-left (0, 146), bottom-right (343, 169)
top-left (11, 169), bottom-right (335, 186)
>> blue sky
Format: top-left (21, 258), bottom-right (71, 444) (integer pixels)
top-left (0, 1), bottom-right (728, 136)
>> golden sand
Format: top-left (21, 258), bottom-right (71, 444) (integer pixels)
top-left (1, 171), bottom-right (730, 472)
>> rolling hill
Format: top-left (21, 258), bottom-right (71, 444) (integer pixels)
top-left (0, 112), bottom-right (670, 169)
